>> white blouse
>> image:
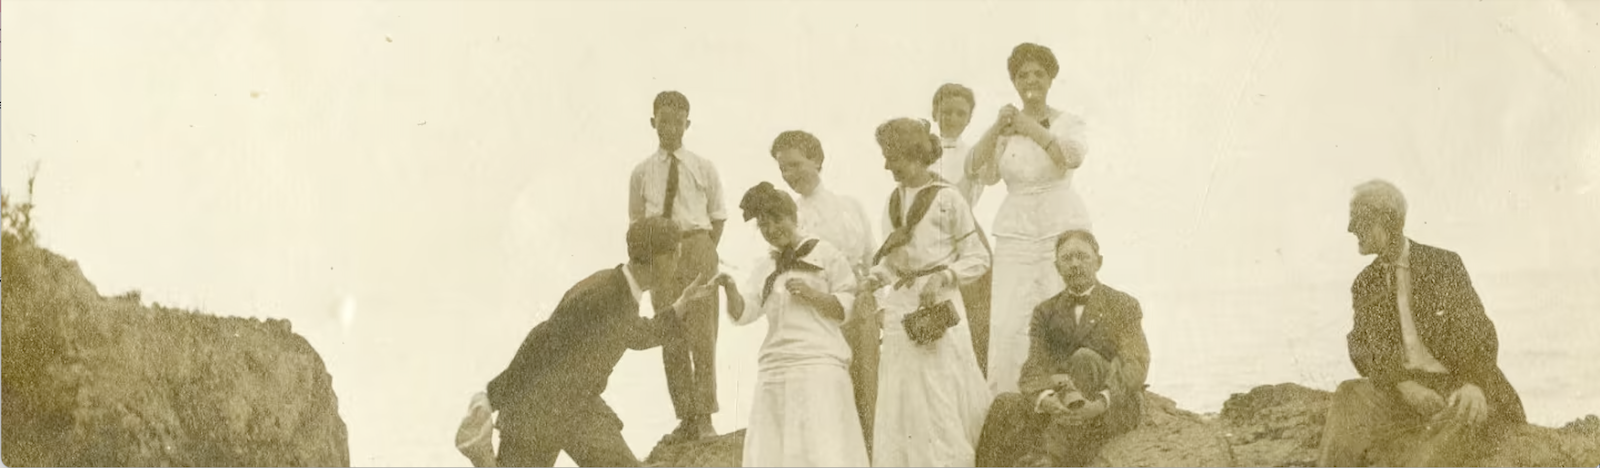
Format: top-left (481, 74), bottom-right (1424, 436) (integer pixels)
top-left (796, 184), bottom-right (877, 270)
top-left (868, 179), bottom-right (992, 287)
top-left (735, 238), bottom-right (860, 370)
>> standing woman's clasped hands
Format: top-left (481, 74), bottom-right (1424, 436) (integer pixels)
top-left (995, 103), bottom-right (1055, 151)
top-left (995, 104), bottom-right (1020, 136)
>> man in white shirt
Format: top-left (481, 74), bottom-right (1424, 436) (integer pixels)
top-left (1318, 180), bottom-right (1525, 466)
top-left (627, 91), bottom-right (727, 441)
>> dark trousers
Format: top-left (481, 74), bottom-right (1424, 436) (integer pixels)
top-left (653, 231), bottom-right (720, 419)
top-left (843, 292), bottom-right (880, 454)
top-left (963, 270), bottom-right (993, 376)
top-left (496, 398), bottom-right (639, 467)
top-left (977, 349), bottom-right (1116, 467)
top-left (1317, 377), bottom-right (1493, 467)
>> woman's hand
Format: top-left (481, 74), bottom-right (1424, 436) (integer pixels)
top-left (995, 105), bottom-right (1020, 136)
top-left (920, 271), bottom-right (953, 305)
top-left (785, 278), bottom-right (826, 303)
top-left (1011, 111), bottom-right (1048, 141)
top-left (860, 271), bottom-right (889, 293)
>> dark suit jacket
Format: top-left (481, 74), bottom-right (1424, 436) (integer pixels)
top-left (1348, 240), bottom-right (1526, 425)
top-left (487, 265), bottom-right (676, 415)
top-left (1019, 283), bottom-right (1151, 434)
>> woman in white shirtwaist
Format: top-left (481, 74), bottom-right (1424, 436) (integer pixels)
top-left (720, 182), bottom-right (868, 467)
top-left (765, 130), bottom-right (881, 451)
top-left (863, 118), bottom-right (992, 467)
top-left (968, 42), bottom-right (1094, 397)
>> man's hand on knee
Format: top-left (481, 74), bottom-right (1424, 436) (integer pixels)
top-left (1439, 383), bottom-right (1489, 426)
top-left (1397, 380), bottom-right (1446, 416)
top-left (1048, 391), bottom-right (1108, 427)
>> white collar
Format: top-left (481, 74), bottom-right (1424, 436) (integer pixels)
top-left (1387, 238), bottom-right (1413, 269)
top-left (768, 236), bottom-right (819, 256)
top-left (801, 182), bottom-right (830, 200)
top-left (656, 147), bottom-right (688, 160)
top-left (620, 264), bottom-right (645, 302)
top-left (900, 176), bottom-right (947, 191)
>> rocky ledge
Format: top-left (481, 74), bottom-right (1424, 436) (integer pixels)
top-left (2, 234), bottom-right (349, 466)
top-left (645, 383), bottom-right (1600, 467)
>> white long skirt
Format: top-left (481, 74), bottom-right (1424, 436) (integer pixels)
top-left (872, 278), bottom-right (991, 467)
top-left (743, 362), bottom-right (869, 467)
top-left (987, 235), bottom-right (1068, 397)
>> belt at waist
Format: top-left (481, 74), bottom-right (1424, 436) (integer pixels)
top-left (1004, 181), bottom-right (1072, 196)
top-left (892, 264), bottom-right (949, 290)
top-left (681, 229), bottom-right (711, 238)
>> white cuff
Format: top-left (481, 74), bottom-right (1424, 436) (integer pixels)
top-left (1034, 390), bottom-right (1057, 413)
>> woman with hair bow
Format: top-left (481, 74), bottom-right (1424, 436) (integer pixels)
top-left (720, 182), bottom-right (869, 467)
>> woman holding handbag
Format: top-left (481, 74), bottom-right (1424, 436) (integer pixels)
top-left (861, 118), bottom-right (993, 467)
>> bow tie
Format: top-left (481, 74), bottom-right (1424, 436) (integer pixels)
top-left (1063, 293), bottom-right (1091, 309)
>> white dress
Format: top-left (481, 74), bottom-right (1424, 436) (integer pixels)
top-left (867, 179), bottom-right (993, 467)
top-left (971, 109), bottom-right (1092, 396)
top-left (735, 238), bottom-right (870, 468)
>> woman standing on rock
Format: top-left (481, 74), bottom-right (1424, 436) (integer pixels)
top-left (721, 182), bottom-right (870, 467)
top-left (862, 118), bottom-right (992, 467)
top-left (967, 42), bottom-right (1094, 397)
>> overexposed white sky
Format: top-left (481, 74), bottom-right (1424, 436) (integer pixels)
top-left (5, 1), bottom-right (1599, 466)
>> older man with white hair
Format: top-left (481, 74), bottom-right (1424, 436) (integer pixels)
top-left (1317, 180), bottom-right (1526, 467)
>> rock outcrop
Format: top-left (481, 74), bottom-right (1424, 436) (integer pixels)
top-left (644, 429), bottom-right (745, 467)
top-left (645, 384), bottom-right (1600, 467)
top-left (2, 234), bottom-right (349, 466)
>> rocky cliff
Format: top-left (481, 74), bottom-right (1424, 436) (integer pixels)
top-left (645, 384), bottom-right (1600, 467)
top-left (2, 233), bottom-right (349, 466)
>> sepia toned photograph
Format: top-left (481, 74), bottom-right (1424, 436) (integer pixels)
top-left (3, 1), bottom-right (1599, 467)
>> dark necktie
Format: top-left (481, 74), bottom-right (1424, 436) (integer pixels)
top-left (662, 151), bottom-right (680, 220)
top-left (1383, 261), bottom-right (1406, 295)
top-left (762, 239), bottom-right (822, 305)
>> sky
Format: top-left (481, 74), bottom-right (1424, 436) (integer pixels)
top-left (4, 1), bottom-right (1600, 466)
